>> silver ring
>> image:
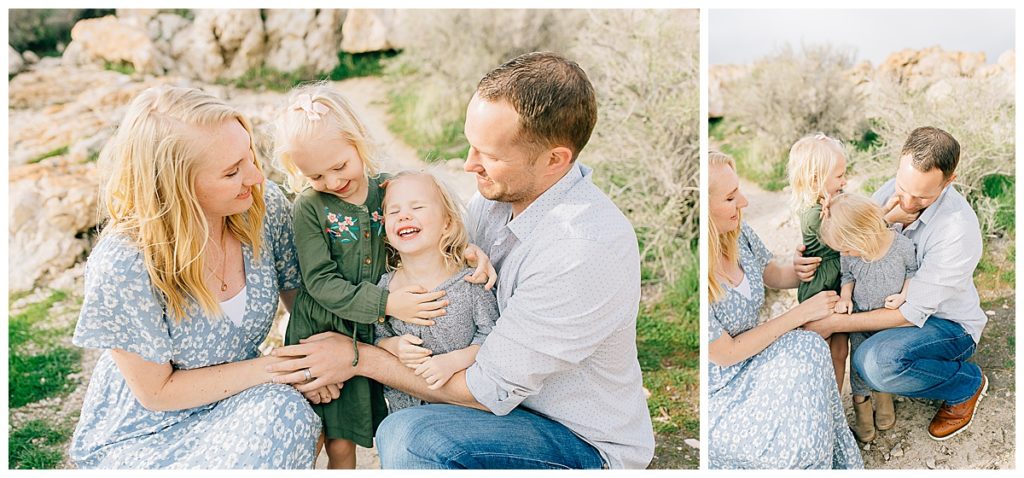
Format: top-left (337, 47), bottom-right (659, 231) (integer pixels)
top-left (302, 368), bottom-right (312, 381)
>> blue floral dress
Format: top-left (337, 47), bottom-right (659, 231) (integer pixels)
top-left (708, 223), bottom-right (862, 469)
top-left (69, 182), bottom-right (321, 469)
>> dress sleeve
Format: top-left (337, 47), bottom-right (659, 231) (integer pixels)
top-left (469, 281), bottom-right (500, 346)
top-left (708, 304), bottom-right (725, 343)
top-left (72, 237), bottom-right (172, 363)
top-left (372, 273), bottom-right (396, 343)
top-left (264, 181), bottom-right (301, 291)
top-left (292, 193), bottom-right (388, 325)
top-left (840, 254), bottom-right (855, 286)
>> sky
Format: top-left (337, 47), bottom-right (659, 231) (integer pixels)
top-left (710, 9), bottom-right (1015, 65)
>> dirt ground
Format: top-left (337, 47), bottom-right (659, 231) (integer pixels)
top-left (741, 177), bottom-right (1016, 469)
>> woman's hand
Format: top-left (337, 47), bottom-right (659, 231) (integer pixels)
top-left (301, 382), bottom-right (343, 404)
top-left (269, 332), bottom-right (359, 392)
top-left (386, 286), bottom-right (447, 326)
top-left (395, 334), bottom-right (432, 367)
top-left (464, 243), bottom-right (498, 290)
top-left (795, 290), bottom-right (839, 325)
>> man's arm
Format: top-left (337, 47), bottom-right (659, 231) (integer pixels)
top-left (357, 343), bottom-right (487, 410)
top-left (804, 307), bottom-right (914, 338)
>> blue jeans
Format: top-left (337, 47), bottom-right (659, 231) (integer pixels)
top-left (376, 404), bottom-right (606, 469)
top-left (851, 318), bottom-right (982, 405)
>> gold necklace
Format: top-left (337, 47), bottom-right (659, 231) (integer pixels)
top-left (210, 224), bottom-right (229, 292)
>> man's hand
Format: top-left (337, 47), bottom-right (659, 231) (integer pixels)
top-left (882, 196), bottom-right (920, 227)
top-left (794, 244), bottom-right (821, 282)
top-left (464, 243), bottom-right (497, 290)
top-left (269, 332), bottom-right (360, 392)
top-left (803, 313), bottom-right (841, 339)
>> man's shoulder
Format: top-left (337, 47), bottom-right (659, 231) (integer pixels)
top-left (540, 179), bottom-right (634, 243)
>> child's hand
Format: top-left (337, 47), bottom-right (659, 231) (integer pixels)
top-left (463, 243), bottom-right (498, 290)
top-left (884, 293), bottom-right (906, 310)
top-left (413, 352), bottom-right (464, 390)
top-left (386, 286), bottom-right (447, 325)
top-left (834, 297), bottom-right (853, 314)
top-left (300, 382), bottom-right (343, 404)
top-left (396, 334), bottom-right (432, 367)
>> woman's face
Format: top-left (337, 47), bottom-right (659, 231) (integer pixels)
top-left (709, 163), bottom-right (748, 235)
top-left (194, 119), bottom-right (265, 220)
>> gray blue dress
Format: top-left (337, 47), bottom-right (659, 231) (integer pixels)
top-left (708, 223), bottom-right (863, 469)
top-left (374, 268), bottom-right (499, 412)
top-left (69, 182), bottom-right (321, 469)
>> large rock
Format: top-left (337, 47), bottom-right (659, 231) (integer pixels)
top-left (879, 46), bottom-right (988, 89)
top-left (9, 45), bottom-right (25, 75)
top-left (62, 15), bottom-right (164, 75)
top-left (341, 10), bottom-right (402, 53)
top-left (264, 9), bottom-right (345, 73)
top-left (708, 64), bottom-right (750, 119)
top-left (171, 10), bottom-right (266, 82)
top-left (9, 160), bottom-right (102, 292)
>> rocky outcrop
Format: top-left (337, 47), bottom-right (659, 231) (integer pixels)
top-left (10, 45), bottom-right (25, 75)
top-left (341, 9), bottom-right (405, 53)
top-left (61, 15), bottom-right (163, 75)
top-left (878, 46), bottom-right (988, 89)
top-left (176, 10), bottom-right (267, 82)
top-left (265, 9), bottom-right (346, 73)
top-left (708, 64), bottom-right (750, 119)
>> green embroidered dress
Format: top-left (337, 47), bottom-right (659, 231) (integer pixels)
top-left (286, 174), bottom-right (391, 447)
top-left (797, 203), bottom-right (842, 303)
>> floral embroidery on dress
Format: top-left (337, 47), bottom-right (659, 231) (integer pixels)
top-left (324, 207), bottom-right (360, 243)
top-left (370, 209), bottom-right (385, 236)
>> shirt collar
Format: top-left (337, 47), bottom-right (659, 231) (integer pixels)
top-left (506, 163), bottom-right (589, 241)
top-left (914, 183), bottom-right (954, 226)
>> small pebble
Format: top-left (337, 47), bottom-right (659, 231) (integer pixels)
top-left (684, 439), bottom-right (700, 449)
top-left (985, 310), bottom-right (995, 316)
top-left (926, 458), bottom-right (936, 469)
top-left (891, 445), bottom-right (904, 458)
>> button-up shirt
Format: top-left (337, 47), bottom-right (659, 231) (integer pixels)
top-left (463, 163), bottom-right (655, 469)
top-left (873, 179), bottom-right (987, 342)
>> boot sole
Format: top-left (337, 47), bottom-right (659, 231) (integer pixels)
top-left (928, 375), bottom-right (989, 441)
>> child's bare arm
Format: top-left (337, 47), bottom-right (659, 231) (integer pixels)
top-left (884, 278), bottom-right (911, 310)
top-left (835, 282), bottom-right (855, 314)
top-left (414, 345), bottom-right (480, 390)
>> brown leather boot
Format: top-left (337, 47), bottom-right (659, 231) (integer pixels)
top-left (928, 373), bottom-right (988, 441)
top-left (874, 392), bottom-right (896, 431)
top-left (851, 395), bottom-right (876, 442)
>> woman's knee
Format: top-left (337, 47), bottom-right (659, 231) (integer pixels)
top-left (241, 383), bottom-right (320, 432)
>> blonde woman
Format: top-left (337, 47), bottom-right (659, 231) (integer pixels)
top-left (373, 171), bottom-right (499, 411)
top-left (69, 86), bottom-right (320, 468)
top-left (819, 193), bottom-right (917, 442)
top-left (707, 151), bottom-right (862, 469)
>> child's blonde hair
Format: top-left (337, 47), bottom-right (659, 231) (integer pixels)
top-left (384, 171), bottom-right (469, 272)
top-left (274, 82), bottom-right (382, 193)
top-left (819, 193), bottom-right (891, 262)
top-left (100, 85), bottom-right (266, 322)
top-left (787, 133), bottom-right (847, 211)
top-left (709, 151), bottom-right (741, 304)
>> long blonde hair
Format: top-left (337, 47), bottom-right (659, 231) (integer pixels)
top-left (787, 133), bottom-right (846, 211)
top-left (100, 85), bottom-right (266, 322)
top-left (383, 171), bottom-right (469, 272)
top-left (274, 82), bottom-right (382, 193)
top-left (819, 193), bottom-right (890, 262)
top-left (709, 151), bottom-right (741, 304)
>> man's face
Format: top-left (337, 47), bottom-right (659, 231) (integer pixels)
top-left (893, 154), bottom-right (955, 214)
top-left (463, 93), bottom-right (546, 211)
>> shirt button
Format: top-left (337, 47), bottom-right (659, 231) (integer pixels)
top-left (364, 257), bottom-right (372, 265)
top-left (378, 316), bottom-right (386, 323)
top-left (364, 231), bottom-right (371, 238)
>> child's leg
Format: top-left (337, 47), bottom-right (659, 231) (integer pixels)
top-left (828, 333), bottom-right (849, 394)
top-left (325, 438), bottom-right (357, 469)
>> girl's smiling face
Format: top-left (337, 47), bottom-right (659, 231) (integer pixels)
top-left (288, 128), bottom-right (369, 205)
top-left (822, 155), bottom-right (847, 199)
top-left (384, 175), bottom-right (449, 258)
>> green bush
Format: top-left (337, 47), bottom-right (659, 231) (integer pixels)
top-left (8, 9), bottom-right (114, 57)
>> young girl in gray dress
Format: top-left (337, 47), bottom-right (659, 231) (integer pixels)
top-left (374, 171), bottom-right (500, 411)
top-left (819, 193), bottom-right (918, 443)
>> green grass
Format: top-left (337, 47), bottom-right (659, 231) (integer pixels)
top-left (103, 60), bottom-right (135, 75)
top-left (9, 290), bottom-right (81, 408)
top-left (27, 145), bottom-right (68, 164)
top-left (386, 89), bottom-right (470, 162)
top-left (981, 174), bottom-right (1015, 234)
top-left (8, 419), bottom-right (72, 469)
top-left (637, 252), bottom-right (699, 435)
top-left (225, 51), bottom-right (397, 92)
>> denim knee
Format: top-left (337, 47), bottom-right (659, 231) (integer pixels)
top-left (852, 341), bottom-right (905, 392)
top-left (377, 407), bottom-right (441, 468)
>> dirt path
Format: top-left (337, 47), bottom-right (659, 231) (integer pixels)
top-left (738, 178), bottom-right (1016, 469)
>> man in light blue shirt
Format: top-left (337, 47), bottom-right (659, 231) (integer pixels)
top-left (804, 127), bottom-right (988, 441)
top-left (272, 52), bottom-right (654, 469)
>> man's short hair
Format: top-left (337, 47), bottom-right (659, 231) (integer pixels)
top-left (900, 126), bottom-right (960, 179)
top-left (476, 51), bottom-right (597, 161)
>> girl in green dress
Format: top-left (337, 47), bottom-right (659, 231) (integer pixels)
top-left (787, 133), bottom-right (849, 392)
top-left (273, 84), bottom-right (451, 468)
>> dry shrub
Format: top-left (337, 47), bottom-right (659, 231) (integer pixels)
top-left (730, 44), bottom-right (866, 187)
top-left (383, 10), bottom-right (583, 160)
top-left (572, 10), bottom-right (700, 285)
top-left (851, 75), bottom-right (1015, 236)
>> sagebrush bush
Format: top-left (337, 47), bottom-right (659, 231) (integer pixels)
top-left (384, 10), bottom-right (699, 286)
top-left (572, 10), bottom-right (700, 285)
top-left (383, 10), bottom-right (583, 161)
top-left (730, 44), bottom-right (866, 188)
top-left (850, 75), bottom-right (1015, 236)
